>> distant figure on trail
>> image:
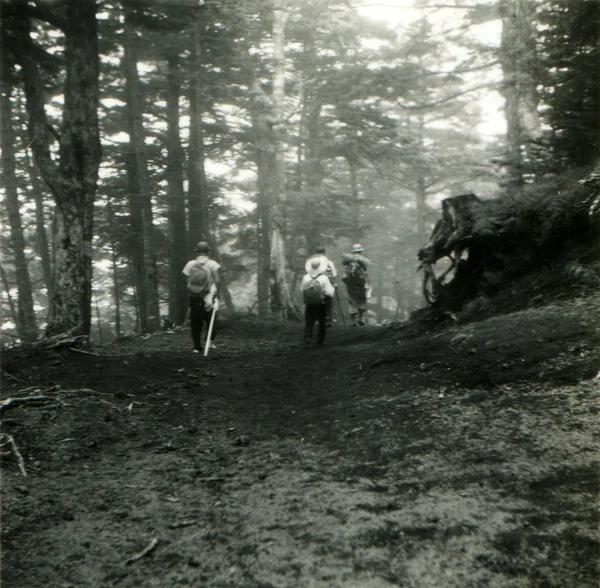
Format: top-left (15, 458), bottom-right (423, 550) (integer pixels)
top-left (305, 245), bottom-right (337, 327)
top-left (182, 241), bottom-right (220, 354)
top-left (342, 243), bottom-right (370, 326)
top-left (301, 258), bottom-right (335, 348)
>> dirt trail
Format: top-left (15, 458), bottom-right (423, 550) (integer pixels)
top-left (1, 296), bottom-right (599, 587)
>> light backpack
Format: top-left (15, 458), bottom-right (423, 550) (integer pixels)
top-left (302, 276), bottom-right (324, 305)
top-left (187, 260), bottom-right (212, 295)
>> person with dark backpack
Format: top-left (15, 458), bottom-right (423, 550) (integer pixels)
top-left (182, 241), bottom-right (220, 354)
top-left (301, 258), bottom-right (335, 348)
top-left (342, 243), bottom-right (370, 326)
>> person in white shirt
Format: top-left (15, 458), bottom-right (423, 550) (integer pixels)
top-left (305, 246), bottom-right (337, 327)
top-left (301, 258), bottom-right (335, 348)
top-left (182, 241), bottom-right (221, 353)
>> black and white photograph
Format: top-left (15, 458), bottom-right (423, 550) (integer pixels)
top-left (1, 0), bottom-right (598, 586)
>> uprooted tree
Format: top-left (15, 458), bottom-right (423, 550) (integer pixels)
top-left (418, 173), bottom-right (600, 314)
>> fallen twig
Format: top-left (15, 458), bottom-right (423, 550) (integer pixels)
top-left (0, 396), bottom-right (65, 414)
top-left (0, 369), bottom-right (28, 384)
top-left (69, 347), bottom-right (101, 357)
top-left (125, 537), bottom-right (158, 565)
top-left (0, 433), bottom-right (27, 476)
top-left (169, 520), bottom-right (197, 529)
top-left (58, 388), bottom-right (111, 397)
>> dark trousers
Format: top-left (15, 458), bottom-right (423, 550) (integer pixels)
top-left (324, 296), bottom-right (333, 325)
top-left (304, 303), bottom-right (327, 345)
top-left (189, 296), bottom-right (216, 351)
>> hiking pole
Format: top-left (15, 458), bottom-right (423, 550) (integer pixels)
top-left (203, 297), bottom-right (219, 357)
top-left (335, 287), bottom-right (346, 327)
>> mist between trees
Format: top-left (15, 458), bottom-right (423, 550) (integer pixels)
top-left (1, 0), bottom-right (598, 343)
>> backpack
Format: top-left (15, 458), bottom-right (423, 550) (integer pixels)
top-left (187, 260), bottom-right (212, 295)
top-left (344, 257), bottom-right (367, 286)
top-left (302, 276), bottom-right (324, 305)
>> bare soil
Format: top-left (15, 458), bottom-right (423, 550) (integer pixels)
top-left (1, 294), bottom-right (599, 588)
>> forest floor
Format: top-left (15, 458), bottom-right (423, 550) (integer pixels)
top-left (1, 291), bottom-right (599, 588)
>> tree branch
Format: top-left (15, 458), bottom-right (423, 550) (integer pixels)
top-left (396, 80), bottom-right (501, 110)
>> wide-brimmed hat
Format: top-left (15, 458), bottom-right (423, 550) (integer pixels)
top-left (309, 258), bottom-right (322, 277)
top-left (195, 241), bottom-right (210, 253)
top-left (351, 243), bottom-right (363, 253)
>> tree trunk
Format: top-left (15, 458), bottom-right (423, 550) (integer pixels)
top-left (415, 115), bottom-right (428, 242)
top-left (269, 0), bottom-right (296, 317)
top-left (13, 0), bottom-right (101, 337)
top-left (106, 202), bottom-right (122, 339)
top-left (165, 52), bottom-right (189, 325)
top-left (24, 151), bottom-right (54, 302)
top-left (187, 17), bottom-right (210, 252)
top-left (0, 265), bottom-right (20, 335)
top-left (123, 9), bottom-right (160, 332)
top-left (348, 157), bottom-right (362, 240)
top-left (499, 0), bottom-right (542, 197)
top-left (0, 64), bottom-right (38, 340)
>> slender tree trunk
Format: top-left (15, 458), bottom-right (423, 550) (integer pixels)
top-left (24, 151), bottom-right (53, 301)
top-left (348, 157), bottom-right (362, 240)
top-left (0, 265), bottom-right (20, 334)
top-left (414, 115), bottom-right (428, 242)
top-left (187, 18), bottom-right (210, 252)
top-left (123, 10), bottom-right (160, 332)
top-left (165, 53), bottom-right (189, 325)
top-left (106, 202), bottom-right (121, 338)
top-left (1, 66), bottom-right (38, 340)
top-left (13, 0), bottom-right (101, 337)
top-left (94, 294), bottom-right (103, 344)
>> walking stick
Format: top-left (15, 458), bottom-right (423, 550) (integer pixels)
top-left (335, 287), bottom-right (346, 327)
top-left (203, 297), bottom-right (219, 357)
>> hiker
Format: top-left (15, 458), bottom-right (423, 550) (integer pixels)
top-left (182, 241), bottom-right (220, 354)
top-left (342, 243), bottom-right (370, 326)
top-left (301, 258), bottom-right (335, 348)
top-left (305, 246), bottom-right (337, 327)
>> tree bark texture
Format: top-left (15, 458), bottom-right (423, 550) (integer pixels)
top-left (1, 66), bottom-right (38, 340)
top-left (13, 0), bottom-right (101, 337)
top-left (123, 9), bottom-right (160, 332)
top-left (25, 151), bottom-right (54, 302)
top-left (187, 17), bottom-right (210, 253)
top-left (0, 265), bottom-right (20, 331)
top-left (165, 53), bottom-right (190, 325)
top-left (250, 80), bottom-right (274, 317)
top-left (270, 1), bottom-right (296, 316)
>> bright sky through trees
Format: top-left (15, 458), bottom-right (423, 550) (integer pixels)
top-left (356, 0), bottom-right (506, 138)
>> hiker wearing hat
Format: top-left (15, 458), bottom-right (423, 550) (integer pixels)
top-left (300, 258), bottom-right (335, 348)
top-left (342, 243), bottom-right (370, 326)
top-left (305, 246), bottom-right (337, 327)
top-left (182, 241), bottom-right (221, 353)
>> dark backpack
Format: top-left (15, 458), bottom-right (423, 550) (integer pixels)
top-left (187, 260), bottom-right (212, 295)
top-left (302, 276), bottom-right (324, 305)
top-left (344, 257), bottom-right (367, 286)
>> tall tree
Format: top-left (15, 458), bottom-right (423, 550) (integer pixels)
top-left (0, 61), bottom-right (37, 340)
top-left (122, 4), bottom-right (161, 332)
top-left (164, 51), bottom-right (189, 325)
top-left (498, 0), bottom-right (542, 195)
top-left (537, 0), bottom-right (600, 169)
top-left (11, 0), bottom-right (102, 336)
